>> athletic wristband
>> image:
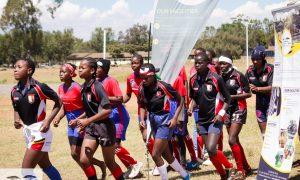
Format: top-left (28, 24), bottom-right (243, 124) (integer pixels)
top-left (218, 109), bottom-right (226, 117)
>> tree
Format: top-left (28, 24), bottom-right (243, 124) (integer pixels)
top-left (42, 29), bottom-right (75, 64)
top-left (0, 0), bottom-right (43, 63)
top-left (89, 27), bottom-right (114, 52)
top-left (123, 24), bottom-right (148, 45)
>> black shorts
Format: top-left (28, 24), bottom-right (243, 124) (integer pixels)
top-left (85, 120), bottom-right (116, 147)
top-left (68, 136), bottom-right (83, 146)
top-left (225, 109), bottom-right (247, 127)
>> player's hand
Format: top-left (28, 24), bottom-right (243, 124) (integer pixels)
top-left (77, 118), bottom-right (89, 129)
top-left (187, 108), bottom-right (193, 116)
top-left (53, 118), bottom-right (60, 127)
top-left (139, 120), bottom-right (146, 128)
top-left (40, 122), bottom-right (50, 133)
top-left (212, 115), bottom-right (222, 123)
top-left (69, 119), bottom-right (77, 128)
top-left (250, 84), bottom-right (259, 92)
top-left (168, 118), bottom-right (177, 128)
top-left (14, 120), bottom-right (23, 129)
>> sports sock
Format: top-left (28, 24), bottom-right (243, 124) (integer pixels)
top-left (115, 146), bottom-right (137, 168)
top-left (43, 165), bottom-right (62, 180)
top-left (230, 144), bottom-right (244, 172)
top-left (169, 158), bottom-right (188, 178)
top-left (111, 166), bottom-right (124, 180)
top-left (157, 163), bottom-right (168, 180)
top-left (184, 135), bottom-right (197, 161)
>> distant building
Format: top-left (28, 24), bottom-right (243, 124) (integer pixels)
top-left (66, 49), bottom-right (198, 66)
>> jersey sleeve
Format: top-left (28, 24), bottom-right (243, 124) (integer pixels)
top-left (189, 77), bottom-right (195, 100)
top-left (10, 88), bottom-right (18, 111)
top-left (180, 67), bottom-right (187, 82)
top-left (40, 83), bottom-right (59, 101)
top-left (109, 78), bottom-right (123, 97)
top-left (95, 83), bottom-right (111, 110)
top-left (239, 73), bottom-right (250, 93)
top-left (267, 66), bottom-right (273, 86)
top-left (126, 77), bottom-right (132, 95)
top-left (173, 77), bottom-right (187, 97)
top-left (137, 86), bottom-right (146, 109)
top-left (164, 82), bottom-right (181, 103)
top-left (217, 77), bottom-right (231, 104)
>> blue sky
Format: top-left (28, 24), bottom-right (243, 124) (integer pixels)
top-left (0, 0), bottom-right (288, 40)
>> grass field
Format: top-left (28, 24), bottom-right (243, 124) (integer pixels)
top-left (0, 59), bottom-right (299, 179)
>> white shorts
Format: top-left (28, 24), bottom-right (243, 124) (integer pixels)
top-left (23, 122), bottom-right (52, 152)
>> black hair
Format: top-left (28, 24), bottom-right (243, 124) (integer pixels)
top-left (16, 58), bottom-right (36, 77)
top-left (194, 53), bottom-right (210, 62)
top-left (132, 53), bottom-right (144, 64)
top-left (206, 49), bottom-right (216, 59)
top-left (83, 57), bottom-right (97, 78)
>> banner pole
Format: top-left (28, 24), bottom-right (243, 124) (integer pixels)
top-left (148, 23), bottom-right (151, 64)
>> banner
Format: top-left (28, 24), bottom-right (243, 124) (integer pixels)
top-left (151, 0), bottom-right (219, 84)
top-left (257, 3), bottom-right (300, 180)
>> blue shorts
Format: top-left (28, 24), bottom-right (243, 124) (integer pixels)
top-left (149, 111), bottom-right (175, 140)
top-left (193, 108), bottom-right (199, 123)
top-left (256, 108), bottom-right (268, 123)
top-left (110, 105), bottom-right (130, 141)
top-left (174, 109), bottom-right (189, 136)
top-left (197, 121), bottom-right (223, 135)
top-left (66, 110), bottom-right (84, 146)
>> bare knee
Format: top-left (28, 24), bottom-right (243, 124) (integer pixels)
top-left (228, 135), bottom-right (237, 146)
top-left (206, 145), bottom-right (217, 157)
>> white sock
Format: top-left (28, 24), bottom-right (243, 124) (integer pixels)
top-left (157, 163), bottom-right (168, 180)
top-left (170, 158), bottom-right (188, 178)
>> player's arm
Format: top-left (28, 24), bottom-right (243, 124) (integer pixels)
top-left (40, 84), bottom-right (62, 132)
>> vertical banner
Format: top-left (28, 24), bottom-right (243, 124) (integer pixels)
top-left (257, 3), bottom-right (300, 180)
top-left (151, 0), bottom-right (219, 84)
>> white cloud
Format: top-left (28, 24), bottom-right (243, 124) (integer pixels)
top-left (207, 0), bottom-right (289, 27)
top-left (31, 0), bottom-right (151, 40)
top-left (0, 0), bottom-right (8, 17)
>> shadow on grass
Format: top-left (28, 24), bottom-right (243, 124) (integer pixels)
top-left (169, 169), bottom-right (217, 180)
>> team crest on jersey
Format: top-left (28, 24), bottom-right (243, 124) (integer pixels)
top-left (206, 84), bottom-right (212, 92)
top-left (13, 97), bottom-right (19, 101)
top-left (230, 79), bottom-right (236, 86)
top-left (87, 93), bottom-right (92, 102)
top-left (193, 87), bottom-right (199, 91)
top-left (130, 80), bottom-right (136, 87)
top-left (156, 90), bottom-right (162, 97)
top-left (249, 77), bottom-right (256, 81)
top-left (28, 94), bottom-right (35, 104)
top-left (262, 75), bottom-right (268, 82)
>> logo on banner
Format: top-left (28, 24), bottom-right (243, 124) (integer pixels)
top-left (178, 0), bottom-right (205, 5)
top-left (28, 94), bottom-right (35, 104)
top-left (282, 29), bottom-right (293, 55)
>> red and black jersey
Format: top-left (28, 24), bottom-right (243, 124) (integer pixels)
top-left (245, 63), bottom-right (273, 110)
top-left (138, 80), bottom-right (181, 114)
top-left (189, 70), bottom-right (231, 124)
top-left (81, 79), bottom-right (111, 121)
top-left (222, 68), bottom-right (250, 114)
top-left (126, 72), bottom-right (143, 98)
top-left (11, 78), bottom-right (59, 126)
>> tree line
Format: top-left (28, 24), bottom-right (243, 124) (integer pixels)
top-left (0, 0), bottom-right (274, 65)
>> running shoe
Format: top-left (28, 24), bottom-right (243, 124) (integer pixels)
top-left (129, 162), bottom-right (143, 178)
